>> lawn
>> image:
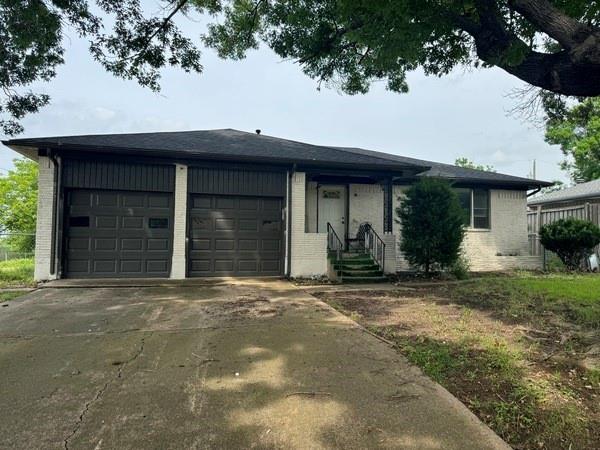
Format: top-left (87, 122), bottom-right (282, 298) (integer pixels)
top-left (0, 257), bottom-right (35, 288)
top-left (315, 274), bottom-right (600, 450)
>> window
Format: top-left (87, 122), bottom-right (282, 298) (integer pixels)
top-left (473, 189), bottom-right (490, 229)
top-left (69, 216), bottom-right (89, 227)
top-left (454, 188), bottom-right (490, 229)
top-left (148, 218), bottom-right (169, 229)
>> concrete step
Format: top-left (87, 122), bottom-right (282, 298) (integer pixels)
top-left (333, 264), bottom-right (380, 271)
top-left (340, 276), bottom-right (388, 283)
top-left (340, 270), bottom-right (384, 277)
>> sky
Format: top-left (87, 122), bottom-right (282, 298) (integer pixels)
top-left (0, 8), bottom-right (567, 183)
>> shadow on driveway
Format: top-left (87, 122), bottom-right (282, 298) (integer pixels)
top-left (0, 279), bottom-right (508, 449)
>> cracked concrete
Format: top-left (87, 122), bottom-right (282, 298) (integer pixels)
top-left (0, 279), bottom-right (509, 449)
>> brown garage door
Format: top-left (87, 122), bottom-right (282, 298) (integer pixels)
top-left (188, 195), bottom-right (284, 276)
top-left (64, 189), bottom-right (173, 278)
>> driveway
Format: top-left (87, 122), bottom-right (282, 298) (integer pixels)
top-left (0, 280), bottom-right (508, 449)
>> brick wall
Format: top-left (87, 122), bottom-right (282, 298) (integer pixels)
top-left (348, 184), bottom-right (384, 236)
top-left (170, 164), bottom-right (187, 279)
top-left (392, 186), bottom-right (541, 271)
top-left (290, 172), bottom-right (328, 277)
top-left (34, 156), bottom-right (57, 281)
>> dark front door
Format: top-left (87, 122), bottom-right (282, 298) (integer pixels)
top-left (64, 189), bottom-right (173, 278)
top-left (188, 195), bottom-right (284, 276)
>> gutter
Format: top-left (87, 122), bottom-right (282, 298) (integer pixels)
top-left (526, 187), bottom-right (542, 198)
top-left (48, 151), bottom-right (60, 276)
top-left (286, 164), bottom-right (296, 278)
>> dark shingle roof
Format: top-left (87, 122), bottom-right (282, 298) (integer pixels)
top-left (335, 146), bottom-right (550, 188)
top-left (3, 128), bottom-right (551, 188)
top-left (4, 128), bottom-right (424, 171)
top-left (528, 179), bottom-right (600, 205)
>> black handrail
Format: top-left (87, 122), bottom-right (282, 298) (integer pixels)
top-left (327, 222), bottom-right (344, 263)
top-left (363, 224), bottom-right (386, 272)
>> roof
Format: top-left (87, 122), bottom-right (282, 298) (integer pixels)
top-left (3, 128), bottom-right (551, 189)
top-left (528, 179), bottom-right (600, 205)
top-left (336, 146), bottom-right (548, 188)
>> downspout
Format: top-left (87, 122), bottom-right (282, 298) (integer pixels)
top-left (527, 186), bottom-right (542, 197)
top-left (48, 151), bottom-right (61, 277)
top-left (286, 164), bottom-right (296, 278)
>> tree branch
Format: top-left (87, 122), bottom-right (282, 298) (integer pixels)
top-left (508, 0), bottom-right (590, 50)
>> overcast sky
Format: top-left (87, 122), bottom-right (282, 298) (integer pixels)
top-left (0, 9), bottom-right (567, 183)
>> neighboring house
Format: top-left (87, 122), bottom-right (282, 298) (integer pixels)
top-left (527, 179), bottom-right (600, 257)
top-left (3, 129), bottom-right (550, 281)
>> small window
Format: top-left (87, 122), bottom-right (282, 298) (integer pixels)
top-left (69, 216), bottom-right (89, 227)
top-left (473, 189), bottom-right (490, 229)
top-left (148, 218), bottom-right (169, 229)
top-left (453, 188), bottom-right (491, 229)
top-left (322, 190), bottom-right (341, 199)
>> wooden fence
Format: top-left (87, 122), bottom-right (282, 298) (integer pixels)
top-left (527, 203), bottom-right (600, 258)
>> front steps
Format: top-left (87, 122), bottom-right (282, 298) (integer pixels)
top-left (329, 250), bottom-right (388, 283)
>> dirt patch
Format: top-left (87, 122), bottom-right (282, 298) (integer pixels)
top-left (314, 286), bottom-right (600, 450)
top-left (221, 295), bottom-right (283, 318)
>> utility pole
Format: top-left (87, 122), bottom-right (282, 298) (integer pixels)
top-left (532, 159), bottom-right (536, 180)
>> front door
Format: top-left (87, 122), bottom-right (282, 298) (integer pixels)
top-left (318, 185), bottom-right (346, 239)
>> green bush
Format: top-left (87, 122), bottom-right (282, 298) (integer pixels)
top-left (540, 218), bottom-right (600, 271)
top-left (397, 178), bottom-right (466, 274)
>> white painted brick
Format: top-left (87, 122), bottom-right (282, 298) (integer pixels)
top-left (290, 172), bottom-right (328, 277)
top-left (348, 184), bottom-right (384, 236)
top-left (34, 156), bottom-right (57, 281)
top-left (392, 187), bottom-right (541, 272)
top-left (170, 164), bottom-right (187, 279)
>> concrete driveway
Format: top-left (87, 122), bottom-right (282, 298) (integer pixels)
top-left (0, 279), bottom-right (508, 450)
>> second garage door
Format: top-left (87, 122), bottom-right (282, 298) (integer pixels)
top-left (188, 195), bottom-right (284, 276)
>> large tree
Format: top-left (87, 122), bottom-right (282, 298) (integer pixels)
top-left (0, 159), bottom-right (38, 252)
top-left (2, 1), bottom-right (600, 135)
top-left (544, 96), bottom-right (600, 182)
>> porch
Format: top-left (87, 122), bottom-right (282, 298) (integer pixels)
top-left (289, 171), bottom-right (399, 279)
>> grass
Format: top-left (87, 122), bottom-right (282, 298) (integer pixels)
top-left (0, 291), bottom-right (26, 302)
top-left (452, 273), bottom-right (600, 328)
top-left (0, 257), bottom-right (35, 288)
top-left (317, 274), bottom-right (600, 449)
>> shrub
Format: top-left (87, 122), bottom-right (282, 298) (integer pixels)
top-left (397, 178), bottom-right (466, 274)
top-left (540, 218), bottom-right (600, 271)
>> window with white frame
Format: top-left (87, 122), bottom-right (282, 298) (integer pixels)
top-left (454, 188), bottom-right (490, 229)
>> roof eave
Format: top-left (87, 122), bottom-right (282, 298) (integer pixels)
top-left (3, 141), bottom-right (424, 173)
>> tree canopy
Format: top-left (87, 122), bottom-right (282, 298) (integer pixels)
top-left (2, 0), bottom-right (600, 135)
top-left (0, 159), bottom-right (38, 252)
top-left (544, 97), bottom-right (600, 183)
top-left (455, 157), bottom-right (496, 172)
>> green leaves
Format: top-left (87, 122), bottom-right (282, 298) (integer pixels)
top-left (397, 178), bottom-right (466, 274)
top-left (540, 218), bottom-right (600, 271)
top-left (0, 159), bottom-right (38, 252)
top-left (545, 97), bottom-right (600, 182)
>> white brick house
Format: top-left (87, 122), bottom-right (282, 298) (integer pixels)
top-left (3, 129), bottom-right (550, 281)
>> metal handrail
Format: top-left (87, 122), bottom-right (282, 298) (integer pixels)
top-left (363, 224), bottom-right (386, 272)
top-left (326, 222), bottom-right (344, 263)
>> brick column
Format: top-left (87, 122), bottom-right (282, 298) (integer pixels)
top-left (34, 156), bottom-right (57, 281)
top-left (170, 164), bottom-right (188, 279)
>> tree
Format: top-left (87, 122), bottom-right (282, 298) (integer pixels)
top-left (544, 97), bottom-right (600, 182)
top-left (3, 1), bottom-right (600, 135)
top-left (397, 178), bottom-right (466, 274)
top-left (540, 218), bottom-right (600, 270)
top-left (0, 159), bottom-right (38, 252)
top-left (455, 157), bottom-right (496, 172)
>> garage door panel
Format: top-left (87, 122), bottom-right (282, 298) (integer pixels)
top-left (188, 195), bottom-right (283, 277)
top-left (64, 189), bottom-right (172, 278)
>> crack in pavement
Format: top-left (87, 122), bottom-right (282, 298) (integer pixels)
top-left (63, 334), bottom-right (150, 450)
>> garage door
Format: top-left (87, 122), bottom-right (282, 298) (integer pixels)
top-left (188, 195), bottom-right (284, 276)
top-left (64, 189), bottom-right (173, 278)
